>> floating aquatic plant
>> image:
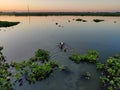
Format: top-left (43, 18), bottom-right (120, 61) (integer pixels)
top-left (70, 50), bottom-right (99, 64)
top-left (35, 49), bottom-right (50, 62)
top-left (0, 48), bottom-right (59, 90)
top-left (98, 56), bottom-right (120, 90)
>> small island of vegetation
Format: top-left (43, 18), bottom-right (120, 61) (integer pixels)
top-left (76, 18), bottom-right (87, 22)
top-left (0, 21), bottom-right (20, 27)
top-left (93, 19), bottom-right (104, 23)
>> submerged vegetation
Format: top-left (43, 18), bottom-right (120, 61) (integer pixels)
top-left (0, 21), bottom-right (20, 27)
top-left (70, 50), bottom-right (120, 90)
top-left (84, 72), bottom-right (91, 80)
top-left (80, 72), bottom-right (92, 80)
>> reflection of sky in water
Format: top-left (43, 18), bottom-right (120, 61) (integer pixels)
top-left (0, 16), bottom-right (120, 61)
top-left (0, 16), bottom-right (120, 90)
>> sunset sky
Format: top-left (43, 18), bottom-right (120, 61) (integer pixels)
top-left (0, 0), bottom-right (120, 12)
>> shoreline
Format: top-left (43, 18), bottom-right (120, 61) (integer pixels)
top-left (0, 12), bottom-right (120, 16)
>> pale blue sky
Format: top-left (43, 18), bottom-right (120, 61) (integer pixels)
top-left (0, 0), bottom-right (120, 12)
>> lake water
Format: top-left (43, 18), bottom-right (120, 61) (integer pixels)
top-left (0, 16), bottom-right (120, 90)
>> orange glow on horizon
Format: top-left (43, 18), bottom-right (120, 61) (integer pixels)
top-left (0, 0), bottom-right (120, 12)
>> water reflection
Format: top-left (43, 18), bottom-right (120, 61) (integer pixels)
top-left (0, 16), bottom-right (120, 90)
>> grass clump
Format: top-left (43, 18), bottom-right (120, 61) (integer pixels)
top-left (69, 50), bottom-right (99, 64)
top-left (0, 21), bottom-right (20, 27)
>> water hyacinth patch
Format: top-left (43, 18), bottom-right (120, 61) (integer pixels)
top-left (96, 62), bottom-right (104, 70)
top-left (11, 56), bottom-right (58, 85)
top-left (35, 49), bottom-right (50, 62)
top-left (69, 50), bottom-right (99, 64)
top-left (0, 48), bottom-right (59, 90)
top-left (0, 50), bottom-right (12, 90)
top-left (69, 53), bottom-right (82, 63)
top-left (12, 60), bottom-right (58, 84)
top-left (98, 56), bottom-right (120, 90)
top-left (1, 46), bottom-right (120, 90)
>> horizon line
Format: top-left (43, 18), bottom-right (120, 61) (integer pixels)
top-left (0, 11), bottom-right (120, 13)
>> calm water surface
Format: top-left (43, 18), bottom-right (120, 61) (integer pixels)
top-left (0, 16), bottom-right (120, 90)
